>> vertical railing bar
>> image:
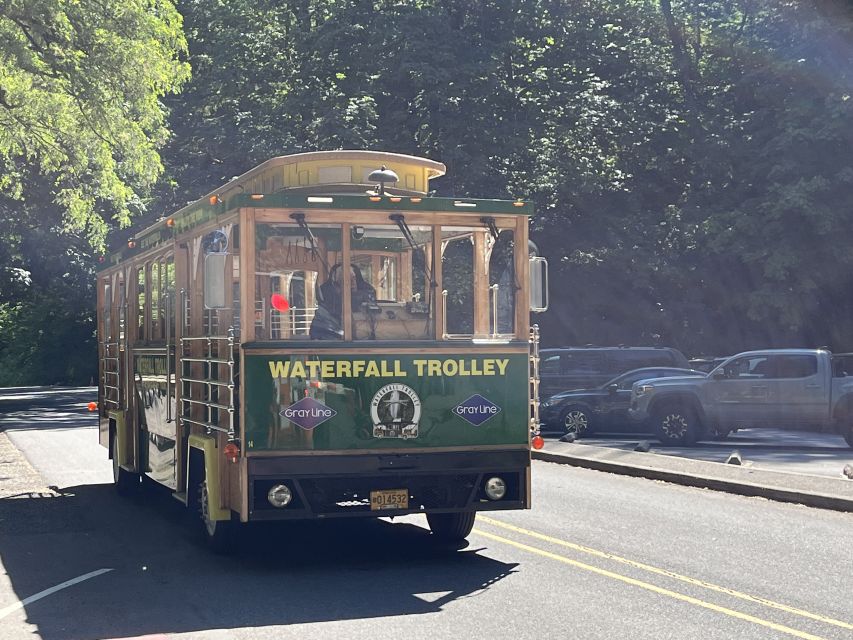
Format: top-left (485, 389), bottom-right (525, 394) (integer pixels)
top-left (529, 324), bottom-right (541, 436)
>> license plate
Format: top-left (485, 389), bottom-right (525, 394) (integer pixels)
top-left (370, 488), bottom-right (408, 511)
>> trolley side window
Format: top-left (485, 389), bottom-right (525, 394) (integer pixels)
top-left (150, 260), bottom-right (161, 340)
top-left (136, 266), bottom-right (146, 341)
top-left (442, 228), bottom-right (475, 336)
top-left (489, 229), bottom-right (516, 336)
top-left (441, 225), bottom-right (517, 339)
top-left (101, 277), bottom-right (112, 342)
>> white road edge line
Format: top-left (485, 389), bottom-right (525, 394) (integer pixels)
top-left (0, 568), bottom-right (114, 621)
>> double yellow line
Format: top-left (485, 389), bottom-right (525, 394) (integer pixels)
top-left (474, 516), bottom-right (851, 640)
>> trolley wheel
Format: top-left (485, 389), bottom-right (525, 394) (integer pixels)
top-left (198, 480), bottom-right (238, 554)
top-left (426, 511), bottom-right (476, 542)
top-left (111, 431), bottom-right (139, 496)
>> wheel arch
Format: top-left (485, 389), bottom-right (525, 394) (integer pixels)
top-left (559, 401), bottom-right (595, 415)
top-left (831, 393), bottom-right (853, 420)
top-left (186, 434), bottom-right (230, 521)
top-left (647, 392), bottom-right (706, 426)
top-left (107, 410), bottom-right (132, 468)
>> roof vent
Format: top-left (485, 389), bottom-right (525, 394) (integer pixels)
top-left (368, 165), bottom-right (399, 195)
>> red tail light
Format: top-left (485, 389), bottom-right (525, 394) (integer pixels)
top-left (224, 443), bottom-right (240, 463)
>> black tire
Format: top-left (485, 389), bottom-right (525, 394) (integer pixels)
top-left (711, 428), bottom-right (731, 441)
top-left (427, 511), bottom-right (476, 542)
top-left (112, 431), bottom-right (139, 496)
top-left (843, 423), bottom-right (853, 449)
top-left (652, 403), bottom-right (701, 446)
top-left (198, 480), bottom-right (238, 554)
top-left (560, 405), bottom-right (594, 437)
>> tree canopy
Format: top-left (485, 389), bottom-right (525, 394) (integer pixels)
top-left (3, 0), bottom-right (853, 384)
top-left (0, 0), bottom-right (189, 246)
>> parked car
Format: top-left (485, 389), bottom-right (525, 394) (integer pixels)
top-left (629, 349), bottom-right (853, 447)
top-left (688, 357), bottom-right (729, 373)
top-left (539, 346), bottom-right (690, 399)
top-left (540, 367), bottom-right (705, 436)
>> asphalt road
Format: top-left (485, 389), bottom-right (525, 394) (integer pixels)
top-left (1, 388), bottom-right (852, 640)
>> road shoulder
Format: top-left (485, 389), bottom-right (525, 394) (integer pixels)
top-left (534, 441), bottom-right (853, 512)
top-left (0, 432), bottom-right (55, 499)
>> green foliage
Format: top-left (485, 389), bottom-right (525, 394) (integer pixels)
top-left (6, 0), bottom-right (853, 385)
top-left (0, 0), bottom-right (190, 248)
top-left (0, 179), bottom-right (97, 385)
top-left (151, 0), bottom-right (853, 357)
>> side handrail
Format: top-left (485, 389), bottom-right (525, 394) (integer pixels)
top-left (178, 328), bottom-right (238, 442)
top-left (165, 291), bottom-right (172, 424)
top-left (490, 284), bottom-right (499, 338)
top-left (529, 324), bottom-right (541, 437)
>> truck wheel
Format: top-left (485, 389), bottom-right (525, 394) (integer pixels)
top-left (843, 423), bottom-right (853, 449)
top-left (198, 480), bottom-right (238, 554)
top-left (652, 403), bottom-right (700, 446)
top-left (560, 405), bottom-right (594, 437)
top-left (112, 431), bottom-right (139, 496)
top-left (427, 511), bottom-right (476, 542)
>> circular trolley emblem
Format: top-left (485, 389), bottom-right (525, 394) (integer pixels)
top-left (370, 383), bottom-right (422, 440)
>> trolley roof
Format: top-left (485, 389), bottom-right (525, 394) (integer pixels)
top-left (100, 151), bottom-right (532, 269)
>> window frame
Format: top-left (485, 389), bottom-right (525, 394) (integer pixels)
top-left (242, 208), bottom-right (531, 343)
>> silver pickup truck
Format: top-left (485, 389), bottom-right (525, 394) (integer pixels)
top-left (628, 349), bottom-right (853, 447)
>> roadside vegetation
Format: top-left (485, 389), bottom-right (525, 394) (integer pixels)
top-left (1, 0), bottom-right (852, 384)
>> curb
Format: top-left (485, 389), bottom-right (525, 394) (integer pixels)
top-left (532, 449), bottom-right (853, 513)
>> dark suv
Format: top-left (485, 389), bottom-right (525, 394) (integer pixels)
top-left (539, 347), bottom-right (690, 399)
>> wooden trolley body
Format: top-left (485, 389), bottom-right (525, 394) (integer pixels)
top-left (95, 151), bottom-right (541, 547)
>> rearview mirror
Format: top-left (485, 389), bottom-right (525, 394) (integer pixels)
top-left (607, 383), bottom-right (619, 394)
top-left (203, 253), bottom-right (227, 309)
top-left (530, 256), bottom-right (549, 312)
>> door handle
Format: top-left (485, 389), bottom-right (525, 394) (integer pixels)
top-left (805, 384), bottom-right (821, 389)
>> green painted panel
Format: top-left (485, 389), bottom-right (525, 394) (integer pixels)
top-left (243, 352), bottom-right (530, 451)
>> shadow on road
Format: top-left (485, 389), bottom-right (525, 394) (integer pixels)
top-left (1, 482), bottom-right (518, 639)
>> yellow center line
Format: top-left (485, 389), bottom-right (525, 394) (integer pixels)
top-left (473, 529), bottom-right (829, 640)
top-left (478, 516), bottom-right (852, 632)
